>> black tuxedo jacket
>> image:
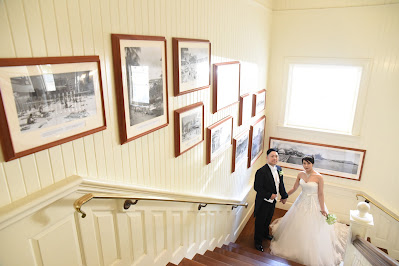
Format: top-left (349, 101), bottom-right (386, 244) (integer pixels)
top-left (254, 164), bottom-right (288, 216)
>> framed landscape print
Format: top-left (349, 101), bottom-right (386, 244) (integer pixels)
top-left (239, 93), bottom-right (252, 126)
top-left (0, 56), bottom-right (106, 161)
top-left (112, 34), bottom-right (169, 144)
top-left (174, 102), bottom-right (204, 157)
top-left (269, 137), bottom-right (366, 181)
top-left (207, 116), bottom-right (233, 164)
top-left (172, 38), bottom-right (211, 96)
top-left (252, 89), bottom-right (266, 116)
top-left (232, 130), bottom-right (249, 173)
top-left (248, 115), bottom-right (266, 167)
top-left (213, 61), bottom-right (240, 113)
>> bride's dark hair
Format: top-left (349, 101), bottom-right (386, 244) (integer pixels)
top-left (302, 155), bottom-right (314, 164)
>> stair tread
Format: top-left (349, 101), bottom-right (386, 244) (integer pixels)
top-left (204, 250), bottom-right (253, 266)
top-left (214, 247), bottom-right (271, 265)
top-left (193, 253), bottom-right (230, 266)
top-left (221, 245), bottom-right (287, 266)
top-left (228, 242), bottom-right (303, 266)
top-left (178, 257), bottom-right (206, 266)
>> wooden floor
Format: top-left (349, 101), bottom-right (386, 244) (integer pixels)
top-left (235, 208), bottom-right (288, 253)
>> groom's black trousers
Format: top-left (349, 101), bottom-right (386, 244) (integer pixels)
top-left (254, 200), bottom-right (276, 245)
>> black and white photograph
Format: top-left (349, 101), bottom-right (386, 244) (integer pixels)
top-left (0, 56), bottom-right (106, 161)
top-left (253, 89), bottom-right (266, 116)
top-left (173, 38), bottom-right (210, 96)
top-left (207, 116), bottom-right (233, 164)
top-left (269, 137), bottom-right (366, 181)
top-left (112, 34), bottom-right (169, 144)
top-left (174, 102), bottom-right (204, 157)
top-left (249, 116), bottom-right (266, 167)
top-left (232, 130), bottom-right (249, 172)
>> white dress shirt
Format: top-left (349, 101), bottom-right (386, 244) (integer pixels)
top-left (264, 164), bottom-right (280, 203)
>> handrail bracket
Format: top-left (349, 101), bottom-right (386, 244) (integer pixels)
top-left (124, 199), bottom-right (139, 210)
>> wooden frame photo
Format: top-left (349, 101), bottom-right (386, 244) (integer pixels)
top-left (239, 93), bottom-right (252, 126)
top-left (269, 137), bottom-right (366, 181)
top-left (112, 34), bottom-right (169, 144)
top-left (207, 116), bottom-right (233, 164)
top-left (248, 115), bottom-right (266, 167)
top-left (232, 130), bottom-right (249, 173)
top-left (0, 56), bottom-right (106, 161)
top-left (174, 102), bottom-right (204, 157)
top-left (172, 38), bottom-right (211, 96)
top-left (252, 89), bottom-right (266, 116)
top-left (212, 61), bottom-right (240, 113)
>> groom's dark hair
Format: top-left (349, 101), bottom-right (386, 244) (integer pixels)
top-left (266, 148), bottom-right (278, 155)
top-left (302, 155), bottom-right (315, 164)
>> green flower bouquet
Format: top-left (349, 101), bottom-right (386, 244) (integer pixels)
top-left (326, 214), bottom-right (337, 225)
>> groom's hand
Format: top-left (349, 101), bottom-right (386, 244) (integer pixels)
top-left (270, 194), bottom-right (277, 200)
top-left (280, 198), bottom-right (287, 204)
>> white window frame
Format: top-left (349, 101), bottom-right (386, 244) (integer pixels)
top-left (279, 57), bottom-right (372, 136)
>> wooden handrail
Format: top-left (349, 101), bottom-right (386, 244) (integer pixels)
top-left (74, 193), bottom-right (248, 218)
top-left (356, 194), bottom-right (399, 223)
top-left (353, 236), bottom-right (399, 266)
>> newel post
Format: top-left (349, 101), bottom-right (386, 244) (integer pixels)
top-left (343, 202), bottom-right (374, 265)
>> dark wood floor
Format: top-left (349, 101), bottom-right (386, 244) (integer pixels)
top-left (235, 208), bottom-right (287, 253)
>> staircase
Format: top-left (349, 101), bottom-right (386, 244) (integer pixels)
top-left (167, 242), bottom-right (303, 266)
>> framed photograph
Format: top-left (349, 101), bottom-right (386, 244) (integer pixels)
top-left (269, 137), bottom-right (366, 181)
top-left (0, 56), bottom-right (106, 161)
top-left (172, 38), bottom-right (211, 96)
top-left (207, 116), bottom-right (233, 164)
top-left (174, 102), bottom-right (204, 157)
top-left (248, 116), bottom-right (266, 167)
top-left (239, 93), bottom-right (252, 126)
top-left (232, 130), bottom-right (249, 172)
top-left (111, 34), bottom-right (169, 144)
top-left (212, 61), bottom-right (240, 113)
top-left (252, 89), bottom-right (266, 116)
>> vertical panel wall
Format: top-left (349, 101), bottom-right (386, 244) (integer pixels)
top-left (0, 0), bottom-right (272, 207)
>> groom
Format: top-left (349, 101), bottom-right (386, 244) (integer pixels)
top-left (253, 148), bottom-right (288, 252)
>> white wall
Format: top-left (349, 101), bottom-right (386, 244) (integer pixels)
top-left (267, 3), bottom-right (399, 214)
top-left (0, 0), bottom-right (272, 208)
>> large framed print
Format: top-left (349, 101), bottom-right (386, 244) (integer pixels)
top-left (248, 116), bottom-right (266, 167)
top-left (213, 61), bottom-right (240, 113)
top-left (252, 89), bottom-right (266, 116)
top-left (174, 102), bottom-right (204, 157)
top-left (232, 130), bottom-right (249, 173)
top-left (239, 93), bottom-right (252, 126)
top-left (112, 34), bottom-right (169, 144)
top-left (172, 38), bottom-right (211, 96)
top-left (269, 137), bottom-right (366, 181)
top-left (207, 116), bottom-right (233, 164)
top-left (0, 56), bottom-right (106, 161)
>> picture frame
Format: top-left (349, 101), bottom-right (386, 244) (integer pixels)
top-left (212, 61), bottom-right (240, 113)
top-left (232, 130), bottom-right (250, 173)
top-left (248, 115), bottom-right (266, 167)
top-left (207, 116), bottom-right (233, 164)
top-left (252, 89), bottom-right (266, 116)
top-left (111, 34), bottom-right (169, 144)
top-left (239, 93), bottom-right (252, 126)
top-left (174, 102), bottom-right (204, 157)
top-left (172, 38), bottom-right (211, 96)
top-left (0, 56), bottom-right (106, 161)
top-left (269, 137), bottom-right (366, 181)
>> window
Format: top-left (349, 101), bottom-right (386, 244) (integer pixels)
top-left (283, 59), bottom-right (370, 135)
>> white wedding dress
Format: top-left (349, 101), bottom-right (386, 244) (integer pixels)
top-left (270, 179), bottom-right (349, 266)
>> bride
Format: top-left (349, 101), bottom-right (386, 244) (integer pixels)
top-left (270, 155), bottom-right (349, 266)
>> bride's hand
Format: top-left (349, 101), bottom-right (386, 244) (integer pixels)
top-left (320, 210), bottom-right (328, 217)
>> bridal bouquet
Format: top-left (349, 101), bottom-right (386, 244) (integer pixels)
top-left (326, 214), bottom-right (337, 225)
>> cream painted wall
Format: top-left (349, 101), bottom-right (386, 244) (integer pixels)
top-left (267, 3), bottom-right (399, 213)
top-left (0, 0), bottom-right (272, 208)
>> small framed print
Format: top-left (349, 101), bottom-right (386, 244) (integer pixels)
top-left (207, 116), bottom-right (233, 164)
top-left (232, 130), bottom-right (249, 173)
top-left (213, 61), bottom-right (240, 113)
top-left (248, 115), bottom-right (266, 167)
top-left (0, 56), bottom-right (106, 161)
top-left (172, 38), bottom-right (211, 96)
top-left (174, 102), bottom-right (204, 157)
top-left (252, 89), bottom-right (266, 116)
top-left (239, 93), bottom-right (252, 126)
top-left (111, 34), bottom-right (169, 144)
